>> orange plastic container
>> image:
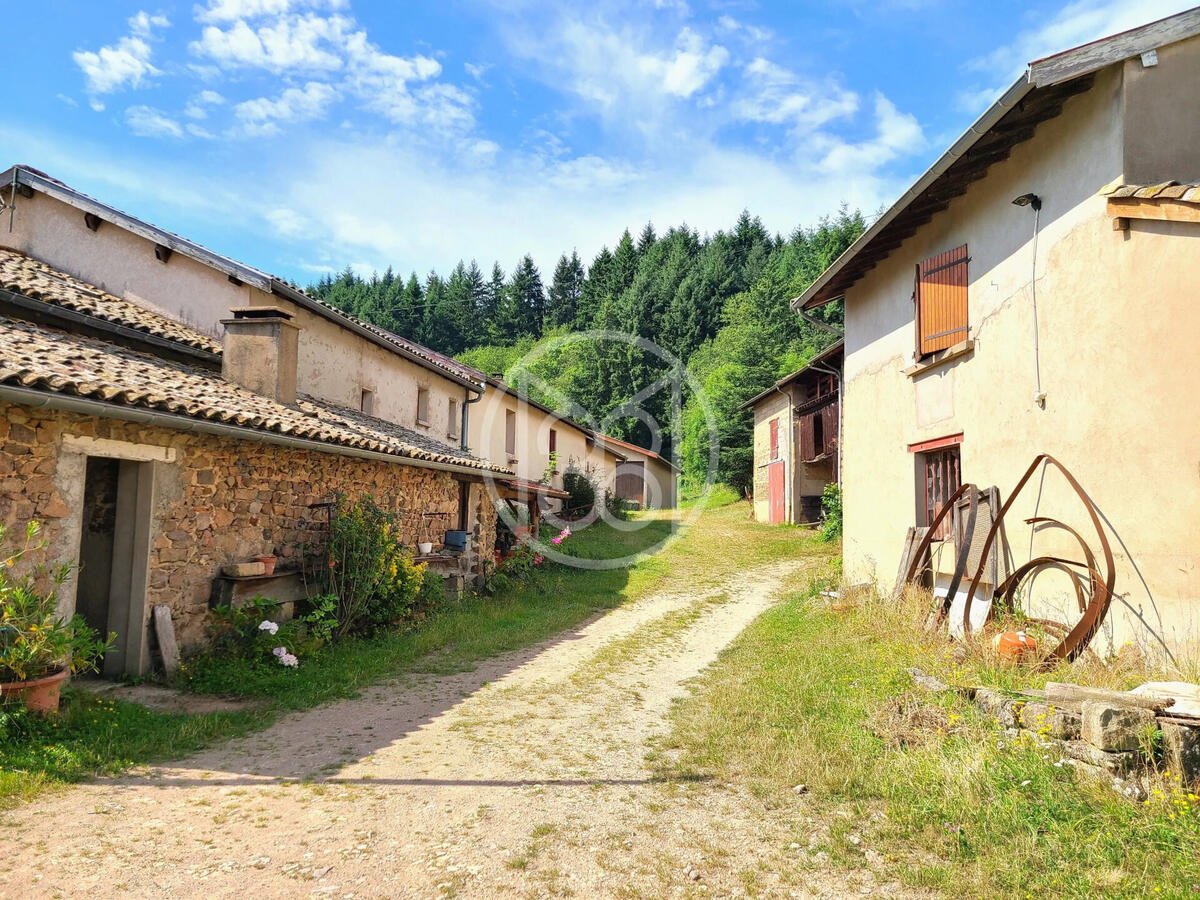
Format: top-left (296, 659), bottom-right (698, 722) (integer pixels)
top-left (992, 630), bottom-right (1037, 661)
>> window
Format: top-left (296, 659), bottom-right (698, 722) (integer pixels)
top-left (549, 428), bottom-right (557, 453)
top-left (360, 388), bottom-right (375, 415)
top-left (769, 418), bottom-right (779, 460)
top-left (505, 409), bottom-right (516, 457)
top-left (915, 244), bottom-right (969, 356)
top-left (920, 445), bottom-right (961, 539)
top-left (448, 398), bottom-right (460, 438)
top-left (416, 388), bottom-right (430, 426)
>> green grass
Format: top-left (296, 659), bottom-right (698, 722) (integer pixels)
top-left (657, 571), bottom-right (1200, 898)
top-left (0, 494), bottom-right (811, 808)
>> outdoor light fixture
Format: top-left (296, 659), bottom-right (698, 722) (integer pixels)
top-left (1011, 192), bottom-right (1042, 210)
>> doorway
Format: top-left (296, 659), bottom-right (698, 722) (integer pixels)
top-left (768, 461), bottom-right (786, 525)
top-left (76, 456), bottom-right (155, 677)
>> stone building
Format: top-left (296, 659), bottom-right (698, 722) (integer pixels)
top-left (0, 236), bottom-right (510, 677)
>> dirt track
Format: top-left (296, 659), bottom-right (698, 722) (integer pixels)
top-left (1, 558), bottom-right (905, 899)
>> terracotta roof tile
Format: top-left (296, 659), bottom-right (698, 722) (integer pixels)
top-left (0, 248), bottom-right (222, 354)
top-left (0, 318), bottom-right (510, 474)
top-left (1100, 180), bottom-right (1200, 201)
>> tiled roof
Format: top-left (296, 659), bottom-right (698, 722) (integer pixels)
top-left (2, 165), bottom-right (483, 387)
top-left (0, 318), bottom-right (510, 474)
top-left (0, 247), bottom-right (221, 354)
top-left (1101, 181), bottom-right (1200, 201)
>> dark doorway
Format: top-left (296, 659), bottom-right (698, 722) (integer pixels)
top-left (77, 457), bottom-right (120, 654)
top-left (76, 456), bottom-right (154, 676)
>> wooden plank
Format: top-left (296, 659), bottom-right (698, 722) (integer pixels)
top-left (152, 605), bottom-right (180, 676)
top-left (1106, 197), bottom-right (1200, 224)
top-left (895, 526), bottom-right (930, 595)
top-left (1044, 682), bottom-right (1173, 711)
top-left (1028, 8), bottom-right (1200, 87)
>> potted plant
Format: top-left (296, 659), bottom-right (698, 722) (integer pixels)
top-left (0, 523), bottom-right (112, 714)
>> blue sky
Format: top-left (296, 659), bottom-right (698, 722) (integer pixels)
top-left (5, 0), bottom-right (1192, 284)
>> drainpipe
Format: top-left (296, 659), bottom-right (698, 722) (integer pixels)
top-left (462, 385), bottom-right (482, 452)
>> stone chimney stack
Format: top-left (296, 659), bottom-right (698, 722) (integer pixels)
top-left (220, 306), bottom-right (300, 406)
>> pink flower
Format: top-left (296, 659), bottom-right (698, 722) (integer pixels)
top-left (534, 554), bottom-right (544, 566)
top-left (560, 528), bottom-right (572, 538)
top-left (551, 536), bottom-right (563, 545)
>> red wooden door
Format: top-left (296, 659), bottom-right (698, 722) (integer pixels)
top-left (768, 462), bottom-right (786, 525)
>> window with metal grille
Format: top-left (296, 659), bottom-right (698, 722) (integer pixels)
top-left (915, 244), bottom-right (969, 356)
top-left (920, 446), bottom-right (961, 539)
top-left (769, 418), bottom-right (779, 460)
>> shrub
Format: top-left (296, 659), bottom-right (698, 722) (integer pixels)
top-left (0, 522), bottom-right (110, 683)
top-left (206, 594), bottom-right (307, 668)
top-left (562, 465), bottom-right (596, 516)
top-left (366, 550), bottom-right (430, 628)
top-left (819, 483), bottom-right (842, 542)
top-left (322, 495), bottom-right (398, 637)
top-left (603, 489), bottom-right (634, 521)
top-left (319, 495), bottom-right (443, 635)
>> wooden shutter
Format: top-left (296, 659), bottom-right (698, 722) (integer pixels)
top-left (798, 414), bottom-right (816, 461)
top-left (916, 244), bottom-right (969, 355)
top-left (769, 419), bottom-right (779, 460)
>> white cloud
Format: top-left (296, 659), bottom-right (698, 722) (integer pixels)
top-left (125, 105), bottom-right (184, 138)
top-left (736, 57), bottom-right (859, 130)
top-left (128, 11), bottom-right (170, 37)
top-left (816, 93), bottom-right (924, 175)
top-left (73, 11), bottom-right (169, 99)
top-left (184, 89), bottom-right (226, 119)
top-left (265, 206), bottom-right (307, 236)
top-left (190, 13), bottom-right (352, 72)
top-left (715, 15), bottom-right (773, 42)
top-left (233, 81), bottom-right (338, 136)
top-left (196, 0), bottom-right (346, 24)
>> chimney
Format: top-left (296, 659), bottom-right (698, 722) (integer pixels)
top-left (220, 306), bottom-right (300, 406)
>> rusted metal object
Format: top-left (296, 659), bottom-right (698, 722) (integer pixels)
top-left (902, 455), bottom-right (1116, 664)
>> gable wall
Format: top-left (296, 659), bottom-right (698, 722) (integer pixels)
top-left (839, 62), bottom-right (1200, 654)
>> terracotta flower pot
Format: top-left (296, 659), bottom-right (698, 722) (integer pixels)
top-left (254, 555), bottom-right (278, 575)
top-left (0, 668), bottom-right (69, 714)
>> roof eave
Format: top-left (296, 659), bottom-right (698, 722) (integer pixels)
top-left (792, 74), bottom-right (1033, 311)
top-left (3, 166), bottom-right (484, 391)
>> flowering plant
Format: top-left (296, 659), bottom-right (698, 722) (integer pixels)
top-left (0, 522), bottom-right (112, 683)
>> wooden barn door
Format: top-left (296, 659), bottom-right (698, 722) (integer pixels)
top-left (616, 461), bottom-right (645, 506)
top-left (768, 462), bottom-right (786, 525)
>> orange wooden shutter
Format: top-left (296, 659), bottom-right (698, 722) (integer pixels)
top-left (916, 244), bottom-right (969, 355)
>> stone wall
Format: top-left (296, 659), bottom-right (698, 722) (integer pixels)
top-left (0, 402), bottom-right (496, 649)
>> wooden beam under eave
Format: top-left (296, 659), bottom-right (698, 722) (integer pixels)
top-left (1106, 197), bottom-right (1200, 225)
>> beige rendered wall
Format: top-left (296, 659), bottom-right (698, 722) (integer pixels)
top-left (1123, 34), bottom-right (1200, 184)
top-left (5, 190), bottom-right (471, 452)
top-left (751, 392), bottom-right (790, 522)
top-left (840, 64), bottom-right (1200, 655)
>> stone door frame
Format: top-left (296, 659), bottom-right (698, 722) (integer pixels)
top-left (54, 434), bottom-right (174, 676)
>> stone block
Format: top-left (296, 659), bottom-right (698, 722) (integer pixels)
top-left (1081, 701), bottom-right (1156, 753)
top-left (1015, 700), bottom-right (1081, 740)
top-left (1062, 739), bottom-right (1137, 773)
top-left (1162, 722), bottom-right (1200, 789)
top-left (976, 689), bottom-right (1016, 727)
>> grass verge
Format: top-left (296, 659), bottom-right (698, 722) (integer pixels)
top-left (656, 569), bottom-right (1200, 898)
top-left (0, 497), bottom-right (815, 808)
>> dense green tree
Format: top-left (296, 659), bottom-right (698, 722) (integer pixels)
top-left (306, 206), bottom-right (865, 490)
